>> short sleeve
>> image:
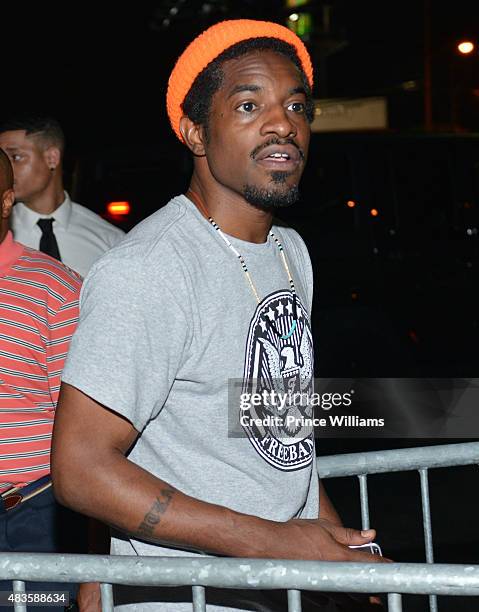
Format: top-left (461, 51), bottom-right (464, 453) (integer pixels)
top-left (47, 297), bottom-right (80, 406)
top-left (300, 238), bottom-right (314, 316)
top-left (62, 257), bottom-right (190, 432)
top-left (281, 229), bottom-right (314, 316)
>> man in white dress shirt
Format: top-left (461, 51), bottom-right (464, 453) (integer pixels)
top-left (0, 115), bottom-right (124, 277)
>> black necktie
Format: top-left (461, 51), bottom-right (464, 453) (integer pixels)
top-left (37, 218), bottom-right (62, 261)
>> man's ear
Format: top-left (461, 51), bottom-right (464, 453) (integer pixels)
top-left (43, 146), bottom-right (61, 171)
top-left (1, 188), bottom-right (15, 219)
top-left (179, 116), bottom-right (206, 156)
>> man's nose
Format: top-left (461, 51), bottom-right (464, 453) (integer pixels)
top-left (260, 106), bottom-right (297, 139)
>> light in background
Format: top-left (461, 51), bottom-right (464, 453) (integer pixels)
top-left (457, 41), bottom-right (475, 54)
top-left (106, 201), bottom-right (131, 216)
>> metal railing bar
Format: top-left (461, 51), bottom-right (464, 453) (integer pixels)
top-left (12, 580), bottom-right (26, 612)
top-left (419, 468), bottom-right (438, 612)
top-left (192, 585), bottom-right (206, 612)
top-left (358, 474), bottom-right (370, 530)
top-left (317, 442), bottom-right (479, 478)
top-left (100, 582), bottom-right (114, 612)
top-left (387, 593), bottom-right (403, 611)
top-left (287, 589), bottom-right (302, 612)
top-left (419, 469), bottom-right (435, 565)
top-left (2, 556), bottom-right (479, 596)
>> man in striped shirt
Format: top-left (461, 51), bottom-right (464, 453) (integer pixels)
top-left (0, 148), bottom-right (83, 605)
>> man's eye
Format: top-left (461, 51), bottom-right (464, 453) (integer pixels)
top-left (288, 102), bottom-right (305, 113)
top-left (12, 154), bottom-right (22, 162)
top-left (237, 102), bottom-right (257, 113)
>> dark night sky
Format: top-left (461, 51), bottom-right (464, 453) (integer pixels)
top-left (3, 1), bottom-right (478, 154)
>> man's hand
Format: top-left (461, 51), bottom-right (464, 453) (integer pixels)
top-left (77, 582), bottom-right (101, 612)
top-left (279, 518), bottom-right (388, 562)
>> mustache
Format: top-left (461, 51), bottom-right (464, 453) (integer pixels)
top-left (250, 138), bottom-right (305, 161)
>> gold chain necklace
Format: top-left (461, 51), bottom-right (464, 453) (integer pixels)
top-left (188, 189), bottom-right (298, 340)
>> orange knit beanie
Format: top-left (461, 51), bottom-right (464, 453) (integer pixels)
top-left (166, 19), bottom-right (314, 142)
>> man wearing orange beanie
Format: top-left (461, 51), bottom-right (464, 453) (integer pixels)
top-left (53, 19), bottom-right (384, 611)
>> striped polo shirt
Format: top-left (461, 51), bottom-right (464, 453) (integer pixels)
top-left (0, 231), bottom-right (82, 492)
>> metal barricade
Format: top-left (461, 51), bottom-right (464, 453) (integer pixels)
top-left (2, 555), bottom-right (479, 611)
top-left (0, 441), bottom-right (477, 611)
top-left (318, 441), bottom-right (479, 611)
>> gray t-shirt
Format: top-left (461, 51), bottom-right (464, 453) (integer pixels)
top-left (62, 195), bottom-right (319, 611)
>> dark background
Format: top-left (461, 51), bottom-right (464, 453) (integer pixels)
top-left (4, 1), bottom-right (479, 145)
top-left (3, 2), bottom-right (479, 609)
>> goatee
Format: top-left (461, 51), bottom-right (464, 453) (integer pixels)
top-left (243, 177), bottom-right (300, 209)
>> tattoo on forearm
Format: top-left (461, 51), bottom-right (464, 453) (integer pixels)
top-left (136, 487), bottom-right (175, 540)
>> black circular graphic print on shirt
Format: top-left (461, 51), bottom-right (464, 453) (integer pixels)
top-left (241, 290), bottom-right (314, 471)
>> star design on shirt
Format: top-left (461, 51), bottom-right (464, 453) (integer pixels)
top-left (286, 302), bottom-right (294, 315)
top-left (276, 302), bottom-right (284, 316)
top-left (259, 319), bottom-right (268, 333)
top-left (266, 308), bottom-right (276, 322)
top-left (297, 306), bottom-right (303, 318)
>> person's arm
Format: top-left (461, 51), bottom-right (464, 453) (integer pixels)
top-left (52, 383), bottom-right (384, 563)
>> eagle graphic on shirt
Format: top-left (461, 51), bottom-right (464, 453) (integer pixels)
top-left (241, 290), bottom-right (314, 471)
